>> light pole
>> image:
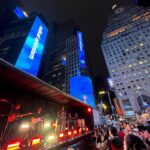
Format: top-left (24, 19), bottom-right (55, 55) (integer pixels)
top-left (99, 91), bottom-right (115, 115)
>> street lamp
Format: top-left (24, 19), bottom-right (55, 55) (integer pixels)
top-left (99, 90), bottom-right (115, 114)
top-left (99, 91), bottom-right (106, 95)
top-left (102, 104), bottom-right (107, 110)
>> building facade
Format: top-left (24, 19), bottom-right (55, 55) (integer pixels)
top-left (41, 21), bottom-right (96, 108)
top-left (42, 22), bottom-right (88, 93)
top-left (102, 5), bottom-right (150, 113)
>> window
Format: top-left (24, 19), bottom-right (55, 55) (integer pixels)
top-left (139, 43), bottom-right (144, 46)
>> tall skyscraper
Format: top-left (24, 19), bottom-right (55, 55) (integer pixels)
top-left (102, 5), bottom-right (150, 114)
top-left (41, 21), bottom-right (96, 107)
top-left (41, 22), bottom-right (77, 92)
top-left (42, 22), bottom-right (88, 93)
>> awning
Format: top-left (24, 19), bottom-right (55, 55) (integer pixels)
top-left (0, 59), bottom-right (91, 108)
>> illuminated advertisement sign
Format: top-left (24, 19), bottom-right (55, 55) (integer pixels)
top-left (113, 98), bottom-right (123, 115)
top-left (70, 76), bottom-right (96, 108)
top-left (77, 31), bottom-right (86, 68)
top-left (13, 7), bottom-right (28, 19)
top-left (15, 16), bottom-right (48, 76)
top-left (125, 111), bottom-right (134, 116)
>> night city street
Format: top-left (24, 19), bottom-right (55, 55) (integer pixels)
top-left (0, 0), bottom-right (150, 150)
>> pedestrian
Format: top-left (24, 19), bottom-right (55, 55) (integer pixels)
top-left (101, 126), bottom-right (123, 150)
top-left (118, 127), bottom-right (125, 140)
top-left (124, 134), bottom-right (149, 150)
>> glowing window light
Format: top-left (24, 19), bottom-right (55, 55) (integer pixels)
top-left (139, 61), bottom-right (143, 64)
top-left (132, 16), bottom-right (141, 21)
top-left (139, 43), bottom-right (144, 46)
top-left (129, 64), bottom-right (132, 68)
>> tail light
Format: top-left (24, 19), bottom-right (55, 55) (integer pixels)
top-left (30, 137), bottom-right (41, 146)
top-left (6, 141), bottom-right (21, 150)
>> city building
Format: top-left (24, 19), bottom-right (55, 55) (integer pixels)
top-left (101, 5), bottom-right (150, 114)
top-left (41, 22), bottom-right (77, 92)
top-left (0, 0), bottom-right (27, 33)
top-left (0, 1), bottom-right (95, 108)
top-left (41, 21), bottom-right (96, 108)
top-left (42, 22), bottom-right (88, 93)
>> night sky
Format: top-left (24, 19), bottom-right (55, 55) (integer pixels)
top-left (22, 0), bottom-right (132, 78)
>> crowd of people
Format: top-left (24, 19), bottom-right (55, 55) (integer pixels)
top-left (94, 113), bottom-right (150, 150)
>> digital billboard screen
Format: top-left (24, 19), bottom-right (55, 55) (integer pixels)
top-left (77, 31), bottom-right (86, 68)
top-left (13, 7), bottom-right (28, 19)
top-left (15, 16), bottom-right (48, 76)
top-left (70, 76), bottom-right (96, 108)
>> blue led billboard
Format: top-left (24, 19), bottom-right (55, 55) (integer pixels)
top-left (15, 16), bottom-right (48, 76)
top-left (13, 7), bottom-right (28, 19)
top-left (70, 76), bottom-right (96, 108)
top-left (77, 31), bottom-right (86, 68)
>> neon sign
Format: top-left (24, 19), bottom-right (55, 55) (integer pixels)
top-left (15, 16), bottom-right (48, 76)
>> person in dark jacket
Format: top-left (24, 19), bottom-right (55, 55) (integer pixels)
top-left (124, 134), bottom-right (149, 150)
top-left (101, 126), bottom-right (123, 150)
